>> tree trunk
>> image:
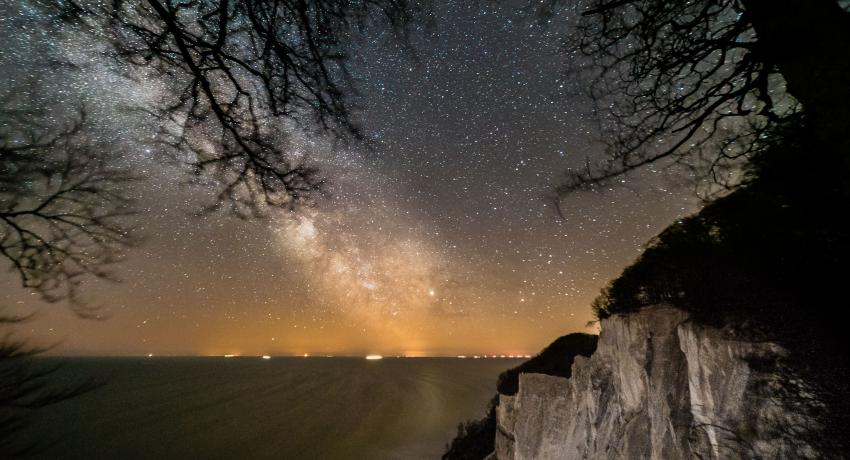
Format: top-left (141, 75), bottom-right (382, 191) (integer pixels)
top-left (742, 0), bottom-right (850, 152)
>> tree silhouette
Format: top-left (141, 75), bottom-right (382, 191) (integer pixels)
top-left (0, 102), bottom-right (132, 456)
top-left (64, 0), bottom-right (416, 217)
top-left (555, 0), bottom-right (850, 195)
top-left (553, 1), bottom-right (850, 453)
top-left (1, 107), bottom-right (136, 314)
top-left (2, 2), bottom-right (420, 454)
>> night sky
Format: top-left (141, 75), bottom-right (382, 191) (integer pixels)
top-left (1, 1), bottom-right (697, 356)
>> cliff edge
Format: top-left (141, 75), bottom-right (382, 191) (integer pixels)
top-left (491, 305), bottom-right (824, 460)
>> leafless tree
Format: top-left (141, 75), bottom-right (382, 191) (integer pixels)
top-left (63, 0), bottom-right (416, 217)
top-left (554, 0), bottom-right (850, 197)
top-left (0, 101), bottom-right (134, 456)
top-left (2, 2), bottom-right (419, 452)
top-left (1, 107), bottom-right (136, 314)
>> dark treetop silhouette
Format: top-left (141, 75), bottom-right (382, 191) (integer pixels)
top-left (555, 0), bottom-right (850, 196)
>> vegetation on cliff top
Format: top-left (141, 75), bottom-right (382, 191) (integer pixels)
top-left (588, 121), bottom-right (850, 453)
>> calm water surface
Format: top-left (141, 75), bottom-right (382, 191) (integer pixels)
top-left (24, 357), bottom-right (521, 459)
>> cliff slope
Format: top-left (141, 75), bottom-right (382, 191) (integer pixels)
top-left (492, 305), bottom-right (825, 460)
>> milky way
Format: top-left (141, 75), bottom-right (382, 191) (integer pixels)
top-left (1, 0), bottom-right (697, 356)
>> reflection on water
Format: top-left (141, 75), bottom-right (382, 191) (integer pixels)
top-left (25, 357), bottom-right (522, 459)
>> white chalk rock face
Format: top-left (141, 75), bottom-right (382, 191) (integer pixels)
top-left (493, 305), bottom-right (821, 460)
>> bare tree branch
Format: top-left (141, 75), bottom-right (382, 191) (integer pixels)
top-left (1, 107), bottom-right (136, 314)
top-left (555, 0), bottom-right (811, 197)
top-left (62, 0), bottom-right (417, 218)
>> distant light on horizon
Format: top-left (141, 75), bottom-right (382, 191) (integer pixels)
top-left (206, 351), bottom-right (529, 359)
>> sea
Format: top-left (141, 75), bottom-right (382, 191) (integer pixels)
top-left (21, 357), bottom-right (522, 459)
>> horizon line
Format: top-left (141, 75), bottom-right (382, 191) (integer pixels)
top-left (37, 353), bottom-right (534, 359)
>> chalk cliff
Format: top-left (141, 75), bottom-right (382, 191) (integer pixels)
top-left (490, 305), bottom-right (823, 460)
